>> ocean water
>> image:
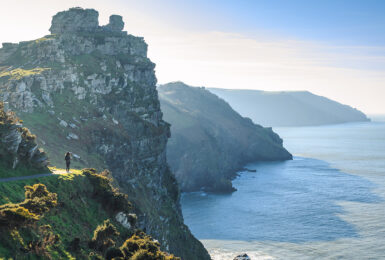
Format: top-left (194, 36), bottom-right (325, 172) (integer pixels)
top-left (181, 120), bottom-right (385, 259)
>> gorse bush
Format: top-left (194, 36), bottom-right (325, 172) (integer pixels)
top-left (27, 225), bottom-right (60, 256)
top-left (0, 205), bottom-right (39, 227)
top-left (0, 184), bottom-right (57, 227)
top-left (119, 231), bottom-right (180, 260)
top-left (90, 219), bottom-right (120, 253)
top-left (83, 168), bottom-right (132, 213)
top-left (20, 183), bottom-right (58, 215)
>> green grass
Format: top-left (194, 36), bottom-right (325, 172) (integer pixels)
top-left (0, 171), bottom-right (132, 259)
top-left (19, 106), bottom-right (106, 171)
top-left (0, 160), bottom-right (50, 178)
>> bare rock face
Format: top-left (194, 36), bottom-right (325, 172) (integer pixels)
top-left (0, 103), bottom-right (48, 171)
top-left (49, 7), bottom-right (125, 34)
top-left (104, 15), bottom-right (125, 32)
top-left (49, 7), bottom-right (99, 34)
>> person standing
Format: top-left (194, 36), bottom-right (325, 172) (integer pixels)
top-left (65, 152), bottom-right (71, 173)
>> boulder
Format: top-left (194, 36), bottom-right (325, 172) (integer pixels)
top-left (234, 254), bottom-right (251, 260)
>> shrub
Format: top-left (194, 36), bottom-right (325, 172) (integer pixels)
top-left (20, 184), bottom-right (58, 215)
top-left (105, 247), bottom-right (124, 260)
top-left (120, 231), bottom-right (180, 260)
top-left (28, 225), bottom-right (60, 256)
top-left (0, 204), bottom-right (39, 227)
top-left (83, 168), bottom-right (132, 213)
top-left (0, 184), bottom-right (57, 227)
top-left (90, 219), bottom-right (120, 253)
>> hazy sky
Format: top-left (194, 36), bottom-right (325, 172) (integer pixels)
top-left (0, 0), bottom-right (384, 114)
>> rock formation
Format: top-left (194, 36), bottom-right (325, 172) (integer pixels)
top-left (0, 103), bottom-right (48, 173)
top-left (234, 253), bottom-right (251, 260)
top-left (159, 82), bottom-right (292, 192)
top-left (0, 8), bottom-right (209, 259)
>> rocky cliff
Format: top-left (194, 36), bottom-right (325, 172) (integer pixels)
top-left (209, 88), bottom-right (370, 127)
top-left (0, 8), bottom-right (209, 259)
top-left (0, 102), bottom-right (48, 177)
top-left (159, 82), bottom-right (292, 192)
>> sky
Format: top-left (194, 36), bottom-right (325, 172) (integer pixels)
top-left (0, 0), bottom-right (384, 114)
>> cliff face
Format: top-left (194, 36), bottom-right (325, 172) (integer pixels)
top-left (209, 88), bottom-right (370, 127)
top-left (159, 82), bottom-right (292, 192)
top-left (0, 8), bottom-right (209, 259)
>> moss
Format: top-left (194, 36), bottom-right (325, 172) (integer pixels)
top-left (0, 68), bottom-right (50, 80)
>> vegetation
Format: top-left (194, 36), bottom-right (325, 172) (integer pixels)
top-left (89, 219), bottom-right (120, 254)
top-left (0, 169), bottom-right (129, 259)
top-left (119, 231), bottom-right (180, 260)
top-left (0, 68), bottom-right (50, 80)
top-left (0, 102), bottom-right (50, 178)
top-left (0, 168), bottom-right (180, 259)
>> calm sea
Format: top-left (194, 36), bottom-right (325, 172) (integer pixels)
top-left (181, 119), bottom-right (385, 259)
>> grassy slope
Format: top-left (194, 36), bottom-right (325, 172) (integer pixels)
top-left (0, 161), bottom-right (50, 178)
top-left (0, 169), bottom-right (132, 259)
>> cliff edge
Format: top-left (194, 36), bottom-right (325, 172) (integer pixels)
top-left (159, 82), bottom-right (292, 192)
top-left (0, 8), bottom-right (209, 259)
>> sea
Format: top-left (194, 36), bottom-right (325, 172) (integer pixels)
top-left (181, 117), bottom-right (385, 259)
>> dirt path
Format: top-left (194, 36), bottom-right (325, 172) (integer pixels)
top-left (0, 169), bottom-right (70, 183)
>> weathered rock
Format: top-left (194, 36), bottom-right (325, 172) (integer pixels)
top-left (49, 7), bottom-right (99, 34)
top-left (115, 211), bottom-right (132, 229)
top-left (234, 254), bottom-right (251, 260)
top-left (104, 15), bottom-right (124, 32)
top-left (0, 103), bottom-right (48, 172)
top-left (66, 133), bottom-right (79, 140)
top-left (59, 120), bottom-right (68, 127)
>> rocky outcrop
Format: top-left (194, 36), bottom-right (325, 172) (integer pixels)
top-left (234, 254), bottom-right (251, 260)
top-left (0, 103), bottom-right (48, 172)
top-left (49, 7), bottom-right (125, 35)
top-left (159, 82), bottom-right (292, 192)
top-left (0, 8), bottom-right (209, 260)
top-left (49, 8), bottom-right (99, 34)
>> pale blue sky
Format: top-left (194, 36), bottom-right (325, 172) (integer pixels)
top-left (0, 0), bottom-right (384, 113)
top-left (129, 0), bottom-right (385, 46)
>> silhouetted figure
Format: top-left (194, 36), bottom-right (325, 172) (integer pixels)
top-left (65, 152), bottom-right (71, 173)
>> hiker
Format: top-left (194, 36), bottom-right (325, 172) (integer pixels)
top-left (65, 152), bottom-right (71, 173)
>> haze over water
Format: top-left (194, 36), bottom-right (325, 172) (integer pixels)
top-left (181, 120), bottom-right (385, 259)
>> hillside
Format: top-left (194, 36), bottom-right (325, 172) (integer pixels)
top-left (0, 107), bottom-right (179, 259)
top-left (158, 82), bottom-right (292, 192)
top-left (0, 8), bottom-right (209, 260)
top-left (209, 88), bottom-right (370, 127)
top-left (0, 169), bottom-right (180, 259)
